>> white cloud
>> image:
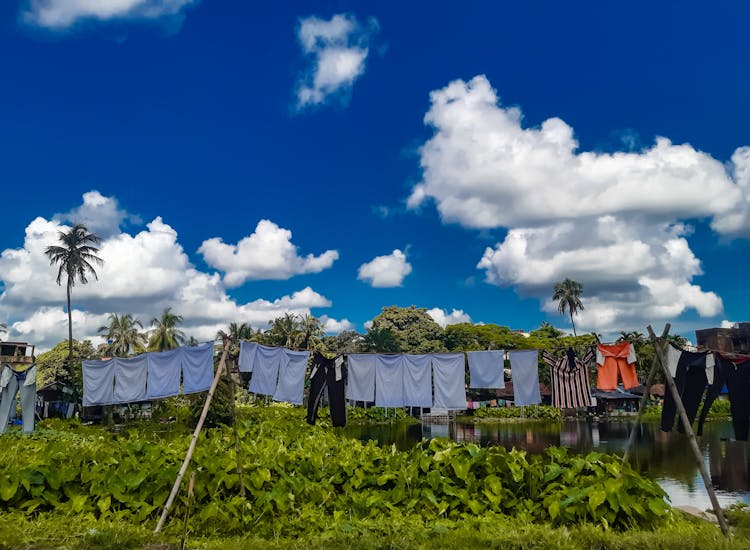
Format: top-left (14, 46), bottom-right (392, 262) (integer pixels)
top-left (319, 315), bottom-right (354, 334)
top-left (0, 193), bottom-right (336, 351)
top-left (198, 219), bottom-right (339, 287)
top-left (426, 308), bottom-right (471, 328)
top-left (295, 13), bottom-right (377, 109)
top-left (410, 75), bottom-right (749, 332)
top-left (721, 320), bottom-right (739, 329)
top-left (54, 190), bottom-right (138, 239)
top-left (24, 0), bottom-right (198, 29)
top-left (357, 249), bottom-right (412, 288)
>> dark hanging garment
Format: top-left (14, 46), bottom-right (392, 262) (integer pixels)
top-left (660, 345), bottom-right (715, 433)
top-left (306, 353), bottom-right (347, 427)
top-left (716, 353), bottom-right (750, 441)
top-left (696, 355), bottom-right (726, 436)
top-left (542, 347), bottom-right (594, 408)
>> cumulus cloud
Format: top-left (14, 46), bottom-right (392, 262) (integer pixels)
top-left (295, 13), bottom-right (378, 109)
top-left (0, 193), bottom-right (336, 350)
top-left (721, 320), bottom-right (739, 329)
top-left (198, 219), bottom-right (339, 287)
top-left (54, 190), bottom-right (138, 238)
top-left (319, 315), bottom-right (354, 334)
top-left (426, 308), bottom-right (471, 328)
top-left (23, 0), bottom-right (198, 29)
top-left (357, 249), bottom-right (412, 288)
top-left (410, 75), bottom-right (749, 332)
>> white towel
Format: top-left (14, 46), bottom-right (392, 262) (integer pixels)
top-left (346, 354), bottom-right (376, 402)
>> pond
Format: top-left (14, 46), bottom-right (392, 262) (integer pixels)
top-left (344, 418), bottom-right (750, 510)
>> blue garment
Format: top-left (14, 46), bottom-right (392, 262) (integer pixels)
top-left (509, 350), bottom-right (541, 406)
top-left (375, 354), bottom-right (405, 408)
top-left (114, 355), bottom-right (148, 403)
top-left (182, 343), bottom-right (214, 394)
top-left (467, 350), bottom-right (505, 388)
top-left (430, 353), bottom-right (467, 410)
top-left (146, 348), bottom-right (182, 399)
top-left (249, 345), bottom-right (283, 396)
top-left (346, 354), bottom-right (376, 402)
top-left (403, 354), bottom-right (433, 408)
top-left (273, 349), bottom-right (309, 405)
top-left (82, 359), bottom-right (116, 406)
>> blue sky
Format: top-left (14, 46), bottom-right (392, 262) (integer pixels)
top-left (0, 0), bottom-right (749, 349)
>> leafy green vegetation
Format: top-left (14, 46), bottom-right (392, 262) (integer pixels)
top-left (473, 405), bottom-right (564, 421)
top-left (1, 407), bottom-right (670, 540)
top-left (641, 398), bottom-right (732, 422)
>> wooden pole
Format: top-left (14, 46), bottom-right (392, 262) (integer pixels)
top-left (622, 324), bottom-right (670, 464)
top-left (154, 339), bottom-right (229, 533)
top-left (647, 325), bottom-right (729, 536)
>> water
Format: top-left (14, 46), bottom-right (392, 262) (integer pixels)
top-left (344, 419), bottom-right (750, 510)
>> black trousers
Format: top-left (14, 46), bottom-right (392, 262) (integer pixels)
top-left (696, 358), bottom-right (725, 436)
top-left (306, 354), bottom-right (347, 427)
top-left (721, 355), bottom-right (750, 441)
top-left (661, 349), bottom-right (711, 433)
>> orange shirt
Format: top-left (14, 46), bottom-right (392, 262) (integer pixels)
top-left (596, 342), bottom-right (638, 390)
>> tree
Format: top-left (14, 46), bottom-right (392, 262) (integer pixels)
top-left (552, 278), bottom-right (585, 337)
top-left (295, 314), bottom-right (324, 351)
top-left (0, 322), bottom-right (7, 339)
top-left (44, 223), bottom-right (103, 379)
top-left (98, 313), bottom-right (146, 357)
top-left (370, 306), bottom-right (446, 353)
top-left (529, 322), bottom-right (564, 339)
top-left (148, 307), bottom-right (185, 351)
top-left (35, 339), bottom-right (97, 396)
top-left (360, 327), bottom-right (400, 353)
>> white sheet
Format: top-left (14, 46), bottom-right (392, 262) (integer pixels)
top-left (467, 350), bottom-right (505, 388)
top-left (146, 348), bottom-right (182, 399)
top-left (113, 354), bottom-right (148, 403)
top-left (509, 350), bottom-right (541, 406)
top-left (248, 344), bottom-right (283, 396)
top-left (82, 359), bottom-right (116, 406)
top-left (403, 354), bottom-right (433, 408)
top-left (182, 343), bottom-right (214, 394)
top-left (430, 353), bottom-right (467, 410)
top-left (346, 354), bottom-right (376, 402)
top-left (375, 354), bottom-right (405, 408)
top-left (273, 349), bottom-right (309, 405)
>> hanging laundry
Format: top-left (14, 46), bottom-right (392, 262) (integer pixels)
top-left (375, 354), bottom-right (405, 408)
top-left (307, 353), bottom-right (346, 427)
top-left (596, 342), bottom-right (639, 390)
top-left (238, 341), bottom-right (258, 373)
top-left (182, 343), bottom-right (215, 394)
top-left (430, 353), bottom-right (467, 410)
top-left (543, 347), bottom-right (593, 409)
top-left (248, 344), bottom-right (283, 397)
top-left (402, 354), bottom-right (433, 408)
top-left (82, 359), bottom-right (116, 406)
top-left (696, 353), bottom-right (728, 437)
top-left (0, 363), bottom-right (37, 434)
top-left (113, 354), bottom-right (148, 404)
top-left (467, 350), bottom-right (506, 389)
top-left (509, 350), bottom-right (541, 406)
top-left (345, 354), bottom-right (376, 402)
top-left (714, 353), bottom-right (750, 441)
top-left (146, 348), bottom-right (182, 399)
top-left (660, 344), bottom-right (715, 433)
top-left (273, 349), bottom-right (309, 405)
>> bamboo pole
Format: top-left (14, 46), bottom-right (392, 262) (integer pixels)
top-left (622, 324), bottom-right (670, 464)
top-left (155, 339), bottom-right (229, 533)
top-left (647, 325), bottom-right (729, 536)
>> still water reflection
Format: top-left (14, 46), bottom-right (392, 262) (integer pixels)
top-left (344, 419), bottom-right (750, 510)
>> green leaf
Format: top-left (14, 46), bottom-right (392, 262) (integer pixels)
top-left (0, 476), bottom-right (18, 501)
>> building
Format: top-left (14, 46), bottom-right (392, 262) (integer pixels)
top-left (696, 323), bottom-right (750, 354)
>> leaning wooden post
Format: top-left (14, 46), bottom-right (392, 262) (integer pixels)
top-left (622, 324), bottom-right (670, 464)
top-left (155, 338), bottom-right (229, 533)
top-left (646, 325), bottom-right (729, 536)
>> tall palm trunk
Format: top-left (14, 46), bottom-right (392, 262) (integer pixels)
top-left (67, 276), bottom-right (73, 380)
top-left (570, 310), bottom-right (577, 337)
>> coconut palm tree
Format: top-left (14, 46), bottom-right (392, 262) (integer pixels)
top-left (267, 313), bottom-right (301, 349)
top-left (44, 223), bottom-right (103, 377)
top-left (148, 307), bottom-right (185, 351)
top-left (552, 278), bottom-right (585, 337)
top-left (0, 322), bottom-right (7, 339)
top-left (98, 313), bottom-right (147, 357)
top-left (295, 314), bottom-right (323, 351)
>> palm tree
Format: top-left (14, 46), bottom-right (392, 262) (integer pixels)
top-left (98, 313), bottom-right (147, 357)
top-left (295, 314), bottom-right (323, 351)
top-left (552, 278), bottom-right (585, 337)
top-left (148, 307), bottom-right (185, 351)
top-left (0, 322), bottom-right (7, 340)
top-left (267, 313), bottom-right (301, 348)
top-left (44, 223), bottom-right (103, 377)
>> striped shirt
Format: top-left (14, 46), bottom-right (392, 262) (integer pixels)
top-left (543, 348), bottom-right (594, 409)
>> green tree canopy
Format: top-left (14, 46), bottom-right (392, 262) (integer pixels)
top-left (370, 306), bottom-right (446, 353)
top-left (35, 339), bottom-right (96, 396)
top-left (98, 313), bottom-right (147, 357)
top-left (148, 307), bottom-right (185, 351)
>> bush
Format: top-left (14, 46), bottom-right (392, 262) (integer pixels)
top-left (474, 405), bottom-right (564, 421)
